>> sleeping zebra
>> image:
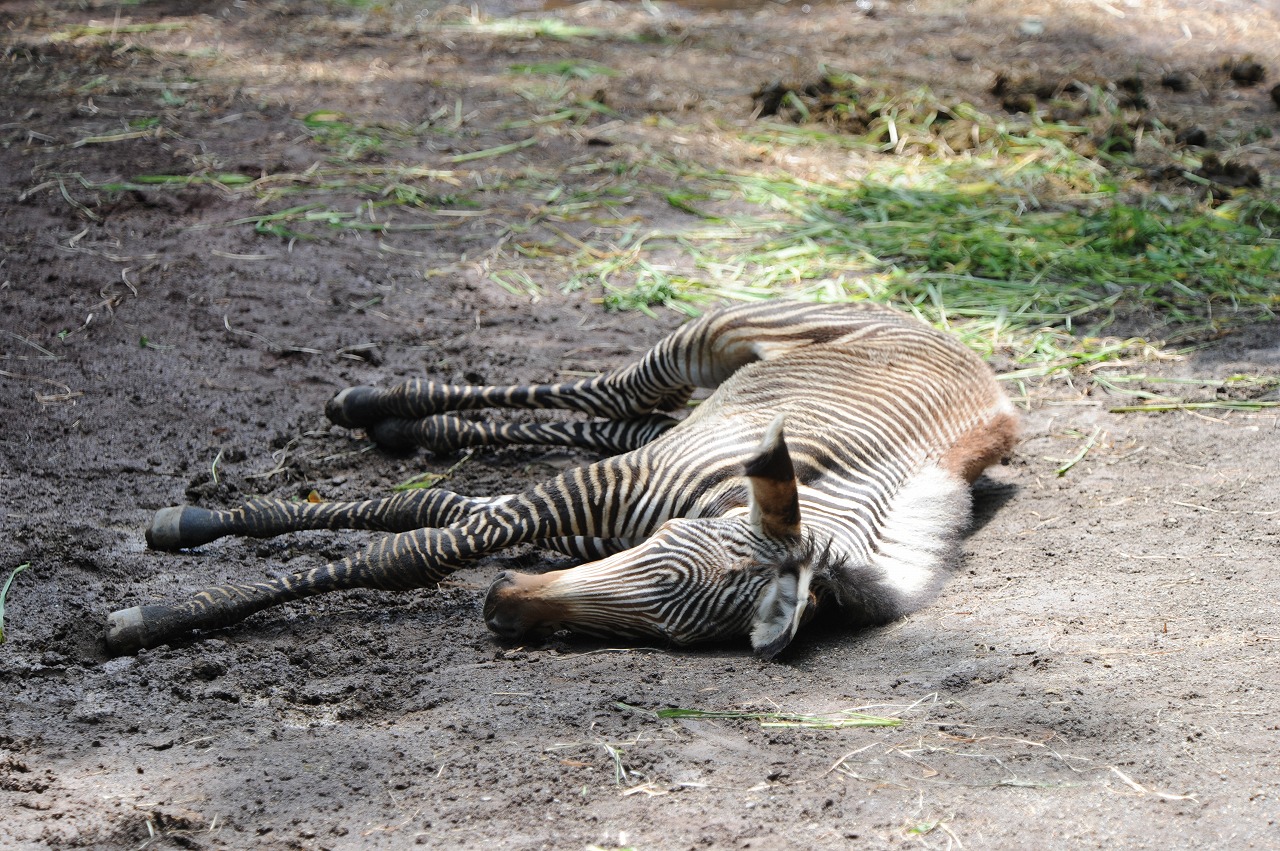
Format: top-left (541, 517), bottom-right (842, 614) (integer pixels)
top-left (106, 300), bottom-right (1017, 657)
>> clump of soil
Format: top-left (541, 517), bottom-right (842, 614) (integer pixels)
top-left (756, 55), bottom-right (1276, 200)
top-left (1194, 153), bottom-right (1262, 189)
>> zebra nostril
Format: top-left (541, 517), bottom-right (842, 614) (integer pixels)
top-left (487, 570), bottom-right (516, 596)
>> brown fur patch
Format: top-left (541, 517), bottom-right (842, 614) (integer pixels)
top-left (749, 476), bottom-right (802, 538)
top-left (941, 411), bottom-right (1019, 484)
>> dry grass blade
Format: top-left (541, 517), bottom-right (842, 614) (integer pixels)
top-left (636, 704), bottom-right (900, 729)
top-left (447, 137), bottom-right (538, 164)
top-left (1055, 426), bottom-right (1103, 477)
top-left (221, 316), bottom-right (323, 356)
top-left (0, 369), bottom-right (81, 404)
top-left (1110, 400), bottom-right (1280, 413)
top-left (1108, 766), bottom-right (1199, 802)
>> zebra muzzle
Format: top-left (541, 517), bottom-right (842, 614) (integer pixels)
top-left (483, 570), bottom-right (564, 641)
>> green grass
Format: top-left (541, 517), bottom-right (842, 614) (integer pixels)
top-left (391, 451), bottom-right (474, 491)
top-left (301, 110), bottom-right (401, 160)
top-left (1091, 373), bottom-right (1280, 412)
top-left (700, 180), bottom-right (1279, 337)
top-left (579, 93), bottom-right (1279, 377)
top-left (1, 563), bottom-right (29, 644)
top-left (440, 16), bottom-right (653, 43)
top-left (47, 21), bottom-right (189, 42)
top-left (509, 60), bottom-right (616, 79)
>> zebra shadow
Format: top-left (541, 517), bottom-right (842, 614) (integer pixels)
top-left (967, 472), bottom-right (1019, 536)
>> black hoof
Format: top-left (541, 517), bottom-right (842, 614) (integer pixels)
top-left (367, 418), bottom-right (422, 452)
top-left (325, 386), bottom-right (382, 428)
top-left (105, 605), bottom-right (184, 655)
top-left (146, 506), bottom-right (221, 550)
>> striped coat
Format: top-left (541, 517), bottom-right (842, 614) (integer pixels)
top-left (107, 301), bottom-right (1017, 657)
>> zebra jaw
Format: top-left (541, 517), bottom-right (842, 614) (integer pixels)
top-left (482, 539), bottom-right (814, 657)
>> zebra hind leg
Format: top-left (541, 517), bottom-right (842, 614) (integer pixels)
top-left (366, 412), bottom-right (677, 454)
top-left (110, 526), bottom-right (458, 654)
top-left (325, 372), bottom-right (690, 430)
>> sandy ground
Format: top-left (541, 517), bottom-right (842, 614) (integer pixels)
top-left (2, 0), bottom-right (1280, 848)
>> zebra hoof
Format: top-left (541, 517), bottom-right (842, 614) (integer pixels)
top-left (146, 506), bottom-right (221, 550)
top-left (367, 418), bottom-right (421, 452)
top-left (105, 606), bottom-right (149, 655)
top-left (106, 604), bottom-right (188, 654)
top-left (368, 415), bottom-right (474, 454)
top-left (325, 386), bottom-right (382, 428)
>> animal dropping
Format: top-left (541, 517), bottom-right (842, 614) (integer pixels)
top-left (106, 301), bottom-right (1017, 657)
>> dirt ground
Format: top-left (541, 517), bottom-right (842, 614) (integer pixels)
top-left (3, 0), bottom-right (1280, 848)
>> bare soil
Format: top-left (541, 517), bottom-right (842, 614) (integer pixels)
top-left (3, 1), bottom-right (1280, 848)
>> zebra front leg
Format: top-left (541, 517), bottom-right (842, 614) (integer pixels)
top-left (109, 521), bottom-right (492, 654)
top-left (146, 488), bottom-right (493, 550)
top-left (116, 454), bottom-right (657, 652)
top-left (366, 413), bottom-right (677, 453)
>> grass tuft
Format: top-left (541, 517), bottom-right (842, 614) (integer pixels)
top-left (1, 563), bottom-right (30, 644)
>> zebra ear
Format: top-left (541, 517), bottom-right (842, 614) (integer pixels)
top-left (750, 555), bottom-right (813, 659)
top-left (744, 414), bottom-right (802, 541)
top-left (745, 415), bottom-right (810, 659)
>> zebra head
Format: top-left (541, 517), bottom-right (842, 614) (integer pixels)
top-left (483, 416), bottom-right (817, 659)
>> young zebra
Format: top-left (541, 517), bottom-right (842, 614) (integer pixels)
top-left (106, 300), bottom-right (1018, 657)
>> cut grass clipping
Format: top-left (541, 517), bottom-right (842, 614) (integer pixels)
top-left (619, 702), bottom-right (900, 729)
top-left (593, 168), bottom-right (1280, 375)
top-left (0, 563), bottom-right (29, 644)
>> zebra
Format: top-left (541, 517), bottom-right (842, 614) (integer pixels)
top-left (105, 300), bottom-right (1018, 657)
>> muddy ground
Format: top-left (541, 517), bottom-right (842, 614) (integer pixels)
top-left (3, 0), bottom-right (1280, 848)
